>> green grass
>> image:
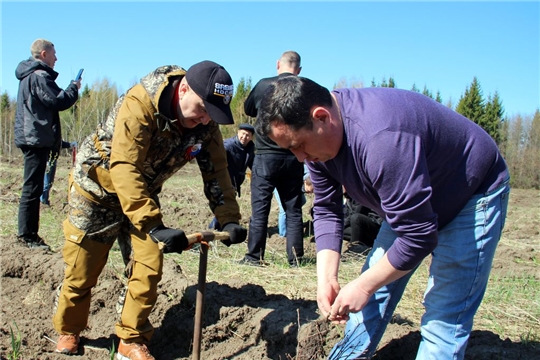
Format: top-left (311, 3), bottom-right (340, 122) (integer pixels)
top-left (8, 322), bottom-right (22, 360)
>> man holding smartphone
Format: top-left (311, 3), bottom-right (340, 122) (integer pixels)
top-left (14, 38), bottom-right (81, 249)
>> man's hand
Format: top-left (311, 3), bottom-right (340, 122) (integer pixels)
top-left (316, 249), bottom-right (343, 322)
top-left (304, 178), bottom-right (314, 194)
top-left (149, 225), bottom-right (188, 253)
top-left (221, 223), bottom-right (247, 247)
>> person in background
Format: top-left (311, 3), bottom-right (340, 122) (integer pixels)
top-left (14, 38), bottom-right (80, 250)
top-left (209, 123), bottom-right (255, 230)
top-left (255, 75), bottom-right (510, 359)
top-left (342, 190), bottom-right (382, 248)
top-left (40, 140), bottom-right (77, 206)
top-left (274, 163), bottom-right (312, 237)
top-left (240, 51), bottom-right (305, 267)
top-left (52, 61), bottom-right (247, 360)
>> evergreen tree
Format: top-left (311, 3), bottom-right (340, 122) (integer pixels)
top-left (481, 91), bottom-right (505, 144)
top-left (411, 83), bottom-right (419, 92)
top-left (82, 83), bottom-right (91, 98)
top-left (422, 85), bottom-right (433, 99)
top-left (455, 77), bottom-right (485, 125)
top-left (1, 91), bottom-right (10, 112)
top-left (0, 91), bottom-right (15, 157)
top-left (225, 76), bottom-right (252, 139)
top-left (369, 77), bottom-right (394, 88)
top-left (435, 91), bottom-right (442, 103)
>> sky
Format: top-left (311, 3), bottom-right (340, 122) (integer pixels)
top-left (1, 1), bottom-right (539, 118)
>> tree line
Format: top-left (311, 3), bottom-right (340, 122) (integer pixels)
top-left (1, 76), bottom-right (538, 189)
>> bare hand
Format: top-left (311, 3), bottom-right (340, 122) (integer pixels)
top-left (304, 179), bottom-right (314, 194)
top-left (317, 277), bottom-right (340, 320)
top-left (328, 277), bottom-right (372, 323)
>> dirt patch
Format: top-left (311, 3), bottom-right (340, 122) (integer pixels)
top-left (1, 235), bottom-right (322, 360)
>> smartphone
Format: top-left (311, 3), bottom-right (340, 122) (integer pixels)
top-left (75, 68), bottom-right (84, 81)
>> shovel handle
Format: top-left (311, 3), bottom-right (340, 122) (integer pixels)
top-left (156, 231), bottom-right (230, 251)
top-left (193, 242), bottom-right (208, 360)
top-left (186, 231), bottom-right (230, 245)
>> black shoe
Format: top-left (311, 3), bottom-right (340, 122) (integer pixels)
top-left (289, 257), bottom-right (304, 268)
top-left (23, 236), bottom-right (51, 250)
top-left (237, 257), bottom-right (263, 267)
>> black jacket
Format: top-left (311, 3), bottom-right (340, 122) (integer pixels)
top-left (224, 135), bottom-right (254, 197)
top-left (244, 72), bottom-right (297, 156)
top-left (14, 58), bottom-right (79, 149)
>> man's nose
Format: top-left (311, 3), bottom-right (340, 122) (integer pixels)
top-left (200, 115), bottom-right (211, 125)
top-left (291, 149), bottom-right (307, 162)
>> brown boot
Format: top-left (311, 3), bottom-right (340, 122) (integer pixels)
top-left (116, 340), bottom-right (155, 360)
top-left (55, 334), bottom-right (80, 355)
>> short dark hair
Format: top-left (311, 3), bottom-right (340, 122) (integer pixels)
top-left (280, 51), bottom-right (301, 70)
top-left (255, 76), bottom-right (332, 138)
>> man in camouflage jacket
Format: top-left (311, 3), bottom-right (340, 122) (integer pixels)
top-left (52, 61), bottom-right (247, 360)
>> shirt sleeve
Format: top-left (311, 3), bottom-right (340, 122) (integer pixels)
top-left (33, 71), bottom-right (79, 111)
top-left (109, 87), bottom-right (163, 233)
top-left (308, 162), bottom-right (345, 254)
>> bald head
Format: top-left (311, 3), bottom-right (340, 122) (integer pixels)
top-left (277, 51), bottom-right (301, 75)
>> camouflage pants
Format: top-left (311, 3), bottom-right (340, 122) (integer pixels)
top-left (52, 180), bottom-right (164, 342)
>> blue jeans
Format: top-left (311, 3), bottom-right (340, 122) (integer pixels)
top-left (40, 156), bottom-right (59, 205)
top-left (274, 188), bottom-right (306, 237)
top-left (329, 181), bottom-right (510, 360)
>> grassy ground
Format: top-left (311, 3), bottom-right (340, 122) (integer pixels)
top-left (1, 158), bottom-right (539, 355)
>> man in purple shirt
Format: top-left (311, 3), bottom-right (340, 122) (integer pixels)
top-left (255, 76), bottom-right (510, 359)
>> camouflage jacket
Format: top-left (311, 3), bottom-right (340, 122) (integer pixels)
top-left (72, 65), bottom-right (240, 233)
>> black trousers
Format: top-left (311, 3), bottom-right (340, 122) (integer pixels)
top-left (18, 146), bottom-right (50, 240)
top-left (246, 154), bottom-right (304, 265)
top-left (344, 213), bottom-right (381, 248)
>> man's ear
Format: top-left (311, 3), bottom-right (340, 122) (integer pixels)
top-left (178, 81), bottom-right (188, 99)
top-left (296, 66), bottom-right (302, 75)
top-left (312, 107), bottom-right (330, 123)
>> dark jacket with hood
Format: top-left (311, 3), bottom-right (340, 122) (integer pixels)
top-left (14, 57), bottom-right (79, 150)
top-left (223, 135), bottom-right (254, 197)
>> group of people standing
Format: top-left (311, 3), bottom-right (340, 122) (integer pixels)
top-left (14, 39), bottom-right (510, 360)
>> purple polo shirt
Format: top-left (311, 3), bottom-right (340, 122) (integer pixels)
top-left (309, 88), bottom-right (508, 271)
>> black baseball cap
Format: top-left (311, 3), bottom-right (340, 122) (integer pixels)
top-left (185, 60), bottom-right (234, 125)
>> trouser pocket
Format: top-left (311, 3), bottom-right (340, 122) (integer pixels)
top-left (62, 218), bottom-right (86, 267)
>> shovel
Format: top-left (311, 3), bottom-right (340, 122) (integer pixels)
top-left (185, 231), bottom-right (230, 360)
